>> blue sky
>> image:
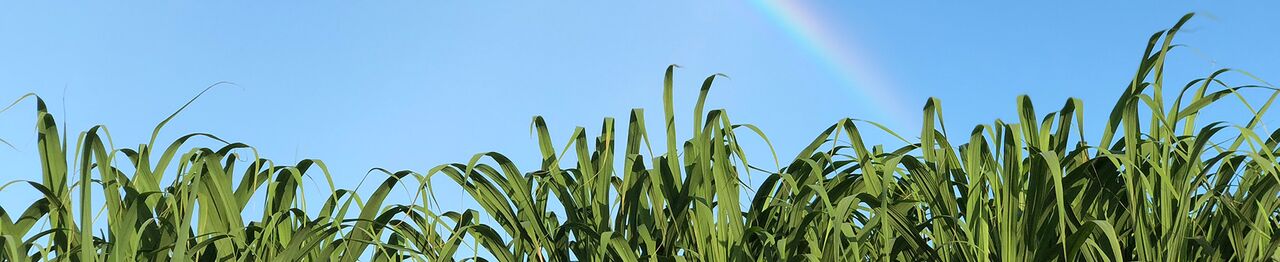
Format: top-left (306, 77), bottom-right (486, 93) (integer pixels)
top-left (1, 1), bottom-right (1278, 250)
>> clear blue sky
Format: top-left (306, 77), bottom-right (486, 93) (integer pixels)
top-left (1, 1), bottom-right (1277, 247)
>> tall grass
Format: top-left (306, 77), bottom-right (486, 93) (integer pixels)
top-left (1, 13), bottom-right (1278, 261)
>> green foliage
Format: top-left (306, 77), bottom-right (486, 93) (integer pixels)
top-left (1, 13), bottom-right (1278, 261)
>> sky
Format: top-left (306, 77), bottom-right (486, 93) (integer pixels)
top-left (1, 1), bottom-right (1278, 255)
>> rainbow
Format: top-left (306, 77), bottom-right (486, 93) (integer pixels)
top-left (752, 0), bottom-right (910, 123)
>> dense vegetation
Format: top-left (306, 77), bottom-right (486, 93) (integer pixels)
top-left (1, 13), bottom-right (1278, 261)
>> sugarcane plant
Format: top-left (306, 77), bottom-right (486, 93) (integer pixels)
top-left (0, 12), bottom-right (1278, 261)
